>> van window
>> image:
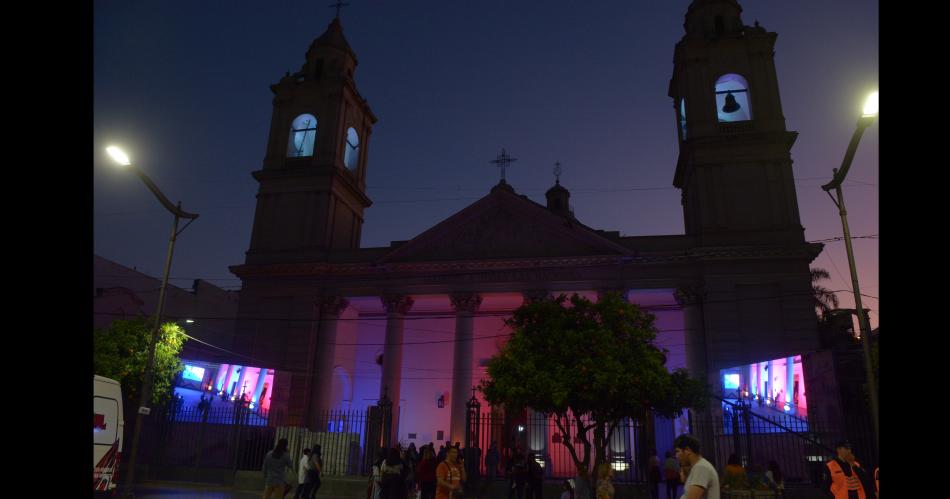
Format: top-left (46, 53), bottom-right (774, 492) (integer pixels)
top-left (94, 396), bottom-right (119, 445)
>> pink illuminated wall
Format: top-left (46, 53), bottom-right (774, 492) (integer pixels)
top-left (744, 355), bottom-right (807, 415)
top-left (325, 289), bottom-right (687, 456)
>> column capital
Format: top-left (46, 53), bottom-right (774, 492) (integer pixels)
top-left (381, 294), bottom-right (414, 315)
top-left (450, 292), bottom-right (482, 314)
top-left (596, 287), bottom-right (627, 301)
top-left (674, 285), bottom-right (706, 306)
top-left (317, 295), bottom-right (349, 315)
top-left (522, 290), bottom-right (551, 304)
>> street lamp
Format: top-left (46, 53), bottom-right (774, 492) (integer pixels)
top-left (820, 91), bottom-right (879, 452)
top-left (105, 145), bottom-right (199, 497)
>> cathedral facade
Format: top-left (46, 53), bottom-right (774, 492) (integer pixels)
top-left (229, 0), bottom-right (823, 448)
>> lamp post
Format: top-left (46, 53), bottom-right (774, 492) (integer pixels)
top-left (105, 146), bottom-right (199, 497)
top-left (820, 91), bottom-right (879, 452)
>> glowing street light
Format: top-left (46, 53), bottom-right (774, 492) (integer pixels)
top-left (105, 145), bottom-right (199, 498)
top-left (862, 91), bottom-right (879, 117)
top-left (820, 90), bottom-right (879, 454)
top-left (105, 145), bottom-right (131, 166)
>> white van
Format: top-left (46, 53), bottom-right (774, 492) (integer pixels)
top-left (94, 375), bottom-right (124, 496)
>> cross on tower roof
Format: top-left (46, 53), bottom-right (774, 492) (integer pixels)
top-left (490, 148), bottom-right (518, 184)
top-left (328, 0), bottom-right (350, 19)
top-left (553, 161), bottom-right (562, 184)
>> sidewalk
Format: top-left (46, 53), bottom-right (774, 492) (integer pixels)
top-left (133, 481), bottom-right (355, 498)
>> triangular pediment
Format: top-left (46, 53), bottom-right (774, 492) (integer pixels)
top-left (379, 183), bottom-right (632, 263)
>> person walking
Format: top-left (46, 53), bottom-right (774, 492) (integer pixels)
top-left (370, 450), bottom-right (386, 499)
top-left (380, 447), bottom-right (405, 499)
top-left (560, 479), bottom-right (575, 499)
top-left (507, 450), bottom-right (527, 499)
top-left (822, 440), bottom-right (869, 499)
top-left (595, 463), bottom-right (614, 499)
top-left (436, 446), bottom-right (466, 499)
top-left (764, 460), bottom-right (784, 496)
top-left (416, 446), bottom-right (438, 499)
top-left (722, 454), bottom-right (748, 490)
top-left (308, 445), bottom-right (323, 498)
top-left (485, 442), bottom-right (500, 481)
top-left (663, 450), bottom-right (680, 499)
top-left (673, 434), bottom-right (719, 499)
top-left (525, 453), bottom-right (544, 499)
top-left (647, 448), bottom-right (661, 499)
top-left (262, 438), bottom-right (295, 499)
top-left (873, 467), bottom-right (878, 498)
top-left (294, 448), bottom-right (313, 499)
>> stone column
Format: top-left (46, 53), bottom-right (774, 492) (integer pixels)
top-left (220, 364), bottom-right (236, 394)
top-left (745, 364), bottom-right (755, 398)
top-left (674, 286), bottom-right (709, 383)
top-left (674, 285), bottom-right (714, 457)
top-left (751, 362), bottom-right (759, 398)
top-left (309, 296), bottom-right (349, 428)
top-left (449, 292), bottom-right (482, 444)
top-left (380, 294), bottom-right (414, 443)
top-left (786, 356), bottom-right (796, 413)
top-left (215, 364), bottom-right (230, 392)
top-left (766, 360), bottom-right (774, 402)
top-left (252, 367), bottom-right (268, 405)
top-left (235, 365), bottom-right (248, 399)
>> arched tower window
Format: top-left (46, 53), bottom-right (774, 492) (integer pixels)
top-left (344, 127), bottom-right (360, 170)
top-left (287, 114), bottom-right (317, 157)
top-left (715, 74), bottom-right (752, 122)
top-left (679, 99), bottom-right (688, 139)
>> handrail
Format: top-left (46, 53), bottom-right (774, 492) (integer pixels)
top-left (722, 390), bottom-right (811, 425)
top-left (714, 395), bottom-right (836, 456)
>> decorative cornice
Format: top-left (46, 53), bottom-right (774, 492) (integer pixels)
top-left (230, 244), bottom-right (823, 280)
top-left (380, 294), bottom-right (414, 315)
top-left (449, 292), bottom-right (483, 314)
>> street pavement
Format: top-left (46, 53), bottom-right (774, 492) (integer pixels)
top-left (133, 482), bottom-right (354, 498)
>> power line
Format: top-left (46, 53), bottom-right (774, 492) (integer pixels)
top-left (94, 288), bottom-right (872, 328)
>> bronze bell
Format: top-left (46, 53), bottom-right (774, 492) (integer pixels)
top-left (722, 92), bottom-right (741, 113)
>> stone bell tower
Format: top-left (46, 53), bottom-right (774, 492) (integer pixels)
top-left (669, 0), bottom-right (805, 247)
top-left (246, 17), bottom-right (377, 263)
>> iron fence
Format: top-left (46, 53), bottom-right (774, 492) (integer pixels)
top-left (688, 400), bottom-right (877, 487)
top-left (466, 410), bottom-right (647, 483)
top-left (138, 402), bottom-right (384, 476)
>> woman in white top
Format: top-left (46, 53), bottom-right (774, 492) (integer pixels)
top-left (295, 448), bottom-right (313, 499)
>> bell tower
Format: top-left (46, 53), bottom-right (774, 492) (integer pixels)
top-left (669, 0), bottom-right (805, 245)
top-left (246, 17), bottom-right (376, 263)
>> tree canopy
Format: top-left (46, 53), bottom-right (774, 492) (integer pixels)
top-left (94, 318), bottom-right (186, 407)
top-left (481, 292), bottom-right (707, 477)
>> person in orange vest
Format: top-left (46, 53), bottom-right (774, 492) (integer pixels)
top-left (822, 440), bottom-right (869, 499)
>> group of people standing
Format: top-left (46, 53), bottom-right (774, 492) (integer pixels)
top-left (260, 433), bottom-right (878, 499)
top-left (368, 441), bottom-right (467, 499)
top-left (260, 438), bottom-right (323, 499)
top-left (662, 434), bottom-right (879, 499)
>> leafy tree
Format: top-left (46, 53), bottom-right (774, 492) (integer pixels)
top-left (481, 292), bottom-right (707, 485)
top-left (811, 267), bottom-right (839, 319)
top-left (93, 317), bottom-right (186, 407)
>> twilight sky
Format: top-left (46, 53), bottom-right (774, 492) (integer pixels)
top-left (93, 1), bottom-right (878, 327)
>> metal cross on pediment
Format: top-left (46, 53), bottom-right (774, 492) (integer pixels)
top-left (553, 161), bottom-right (562, 183)
top-left (490, 148), bottom-right (518, 183)
top-left (329, 0), bottom-right (350, 18)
